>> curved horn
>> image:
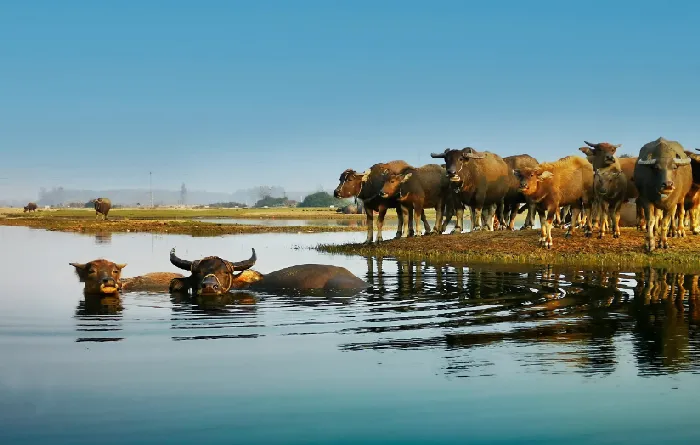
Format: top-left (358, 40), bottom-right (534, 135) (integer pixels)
top-left (465, 152), bottom-right (486, 159)
top-left (695, 148), bottom-right (700, 152)
top-left (228, 248), bottom-right (257, 271)
top-left (674, 157), bottom-right (691, 165)
top-left (170, 248), bottom-right (193, 271)
top-left (612, 144), bottom-right (622, 148)
top-left (687, 152), bottom-right (700, 163)
top-left (637, 158), bottom-right (657, 165)
top-left (430, 148), bottom-right (450, 158)
top-left (584, 141), bottom-right (599, 148)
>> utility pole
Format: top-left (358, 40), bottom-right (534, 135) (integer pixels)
top-left (149, 171), bottom-right (154, 208)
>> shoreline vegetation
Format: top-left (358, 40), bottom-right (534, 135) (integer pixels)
top-left (317, 229), bottom-right (700, 272)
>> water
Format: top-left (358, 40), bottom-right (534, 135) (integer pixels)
top-left (1, 226), bottom-right (700, 444)
top-left (197, 217), bottom-right (370, 227)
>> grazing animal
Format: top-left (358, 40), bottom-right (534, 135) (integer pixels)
top-left (502, 154), bottom-right (539, 230)
top-left (681, 150), bottom-right (700, 234)
top-left (23, 202), bottom-right (38, 212)
top-left (593, 163), bottom-right (628, 238)
top-left (379, 164), bottom-right (453, 235)
top-left (430, 147), bottom-right (510, 233)
top-left (580, 140), bottom-right (644, 231)
top-left (333, 161), bottom-right (414, 243)
top-left (513, 155), bottom-right (594, 249)
top-left (633, 137), bottom-right (693, 251)
top-left (168, 248), bottom-right (369, 295)
top-left (92, 198), bottom-right (112, 220)
top-left (70, 259), bottom-right (183, 295)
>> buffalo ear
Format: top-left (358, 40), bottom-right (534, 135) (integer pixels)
top-left (401, 173), bottom-right (412, 183)
top-left (579, 147), bottom-right (594, 157)
top-left (361, 169), bottom-right (371, 182)
top-left (537, 171), bottom-right (553, 181)
top-left (70, 262), bottom-right (89, 280)
top-left (115, 263), bottom-right (127, 270)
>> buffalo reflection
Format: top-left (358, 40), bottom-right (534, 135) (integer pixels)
top-left (352, 257), bottom-right (700, 377)
top-left (94, 232), bottom-right (112, 245)
top-left (74, 294), bottom-right (124, 343)
top-left (169, 291), bottom-right (261, 341)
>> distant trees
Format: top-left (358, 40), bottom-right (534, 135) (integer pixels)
top-left (208, 201), bottom-right (248, 208)
top-left (179, 183), bottom-right (188, 205)
top-left (619, 154), bottom-right (633, 158)
top-left (254, 196), bottom-right (288, 208)
top-left (298, 192), bottom-right (348, 208)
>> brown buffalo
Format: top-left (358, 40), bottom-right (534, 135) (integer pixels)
top-left (633, 137), bottom-right (693, 251)
top-left (168, 248), bottom-right (369, 295)
top-left (333, 161), bottom-right (413, 243)
top-left (502, 154), bottom-right (539, 230)
top-left (92, 197), bottom-right (112, 220)
top-left (681, 150), bottom-right (700, 234)
top-left (23, 202), bottom-right (38, 212)
top-left (70, 259), bottom-right (183, 295)
top-left (379, 164), bottom-right (454, 235)
top-left (513, 155), bottom-right (594, 248)
top-left (430, 147), bottom-right (510, 232)
top-left (580, 141), bottom-right (643, 230)
top-left (593, 163), bottom-right (628, 238)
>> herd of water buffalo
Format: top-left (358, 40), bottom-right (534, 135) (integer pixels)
top-left (333, 137), bottom-right (700, 252)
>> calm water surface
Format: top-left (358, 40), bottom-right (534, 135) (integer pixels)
top-left (1, 226), bottom-right (700, 444)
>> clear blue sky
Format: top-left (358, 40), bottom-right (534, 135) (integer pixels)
top-left (1, 0), bottom-right (699, 199)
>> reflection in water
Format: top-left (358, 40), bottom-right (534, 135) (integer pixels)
top-left (94, 232), bottom-right (112, 245)
top-left (348, 258), bottom-right (700, 377)
top-left (169, 291), bottom-right (262, 341)
top-left (74, 294), bottom-right (124, 342)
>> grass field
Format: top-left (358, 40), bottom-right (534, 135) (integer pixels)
top-left (317, 228), bottom-right (700, 272)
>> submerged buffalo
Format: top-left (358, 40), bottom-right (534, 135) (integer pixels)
top-left (23, 202), bottom-right (38, 212)
top-left (633, 137), bottom-right (692, 251)
top-left (168, 248), bottom-right (370, 295)
top-left (70, 259), bottom-right (183, 295)
top-left (92, 198), bottom-right (111, 220)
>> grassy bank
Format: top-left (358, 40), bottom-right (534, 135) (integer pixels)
top-left (0, 207), bottom-right (377, 220)
top-left (0, 216), bottom-right (367, 236)
top-left (317, 228), bottom-right (700, 270)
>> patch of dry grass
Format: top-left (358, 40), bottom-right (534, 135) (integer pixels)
top-left (318, 228), bottom-right (700, 270)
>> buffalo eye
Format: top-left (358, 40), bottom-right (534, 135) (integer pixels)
top-left (112, 270), bottom-right (119, 275)
top-left (88, 268), bottom-right (96, 275)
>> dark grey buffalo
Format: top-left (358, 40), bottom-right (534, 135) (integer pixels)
top-left (168, 248), bottom-right (370, 296)
top-left (633, 137), bottom-right (693, 251)
top-left (92, 198), bottom-right (112, 220)
top-left (23, 202), bottom-right (38, 213)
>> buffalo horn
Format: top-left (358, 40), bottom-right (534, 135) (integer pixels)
top-left (465, 152), bottom-right (486, 159)
top-left (674, 157), bottom-right (691, 165)
top-left (584, 141), bottom-right (599, 148)
top-left (637, 158), bottom-right (657, 165)
top-left (430, 148), bottom-right (449, 158)
top-left (228, 248), bottom-right (257, 271)
top-left (170, 248), bottom-right (193, 271)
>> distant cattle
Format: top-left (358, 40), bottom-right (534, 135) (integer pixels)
top-left (23, 202), bottom-right (38, 213)
top-left (92, 198), bottom-right (112, 220)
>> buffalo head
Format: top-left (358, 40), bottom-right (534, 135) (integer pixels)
top-left (379, 172), bottom-right (412, 198)
top-left (70, 259), bottom-right (127, 295)
top-left (169, 248), bottom-right (259, 296)
top-left (637, 152), bottom-right (691, 199)
top-left (431, 147), bottom-right (484, 182)
top-left (512, 168), bottom-right (553, 196)
top-left (580, 141), bottom-right (622, 167)
top-left (334, 169), bottom-right (363, 199)
top-left (594, 168), bottom-right (623, 196)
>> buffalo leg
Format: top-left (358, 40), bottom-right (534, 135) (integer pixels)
top-left (659, 205), bottom-right (677, 249)
top-left (364, 207), bottom-right (374, 244)
top-left (543, 207), bottom-right (556, 249)
top-left (676, 203), bottom-right (686, 238)
top-left (565, 207), bottom-right (582, 238)
top-left (452, 205), bottom-right (464, 234)
top-left (538, 209), bottom-right (548, 246)
top-left (643, 203), bottom-right (656, 252)
top-left (611, 200), bottom-right (622, 239)
top-left (472, 207), bottom-right (483, 231)
top-left (376, 206), bottom-right (389, 242)
top-left (432, 199), bottom-right (443, 235)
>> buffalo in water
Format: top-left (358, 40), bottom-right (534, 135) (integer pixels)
top-left (168, 248), bottom-right (370, 296)
top-left (633, 137), bottom-right (692, 251)
top-left (92, 197), bottom-right (111, 220)
top-left (23, 202), bottom-right (38, 212)
top-left (70, 259), bottom-right (183, 295)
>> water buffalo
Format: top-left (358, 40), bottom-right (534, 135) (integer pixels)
top-left (379, 164), bottom-right (453, 235)
top-left (633, 137), bottom-right (693, 251)
top-left (580, 140), bottom-right (643, 231)
top-left (681, 150), bottom-right (700, 234)
top-left (513, 155), bottom-right (594, 248)
top-left (335, 202), bottom-right (364, 214)
top-left (593, 163), bottom-right (627, 238)
top-left (333, 161), bottom-right (413, 243)
top-left (430, 147), bottom-right (510, 232)
top-left (168, 248), bottom-right (369, 295)
top-left (70, 259), bottom-right (183, 295)
top-left (92, 197), bottom-right (112, 220)
top-left (502, 154), bottom-right (539, 230)
top-left (23, 202), bottom-right (38, 212)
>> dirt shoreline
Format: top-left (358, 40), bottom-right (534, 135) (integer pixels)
top-left (316, 228), bottom-right (700, 271)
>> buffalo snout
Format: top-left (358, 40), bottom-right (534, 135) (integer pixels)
top-left (661, 180), bottom-right (674, 190)
top-left (333, 189), bottom-right (341, 198)
top-left (199, 275), bottom-right (222, 295)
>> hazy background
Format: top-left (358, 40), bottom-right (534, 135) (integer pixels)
top-left (2, 0), bottom-right (699, 205)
